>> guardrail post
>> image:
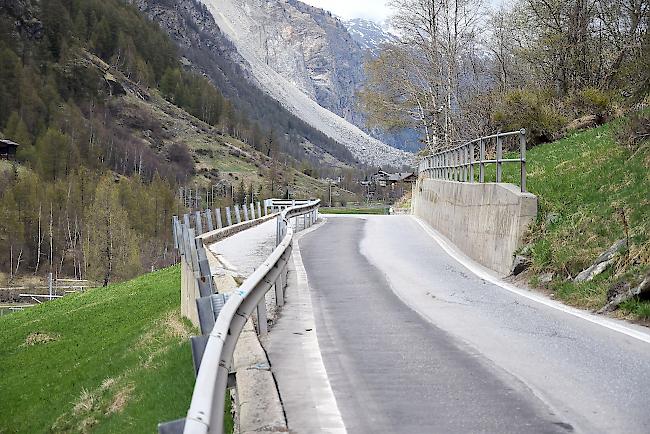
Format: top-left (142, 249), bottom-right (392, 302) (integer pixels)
top-left (257, 202), bottom-right (262, 219)
top-left (520, 129), bottom-right (527, 192)
top-left (275, 270), bottom-right (284, 307)
top-left (183, 213), bottom-right (191, 228)
top-left (235, 204), bottom-right (241, 224)
top-left (225, 207), bottom-right (232, 226)
top-left (496, 133), bottom-right (503, 183)
top-left (243, 203), bottom-right (249, 221)
top-left (194, 211), bottom-right (204, 235)
top-left (256, 299), bottom-right (268, 335)
top-left (195, 239), bottom-right (215, 297)
top-left (172, 216), bottom-right (180, 250)
top-left (250, 203), bottom-right (256, 220)
top-left (205, 209), bottom-right (214, 232)
top-left (478, 139), bottom-right (485, 183)
top-left (469, 142), bottom-right (475, 182)
top-left (276, 214), bottom-right (281, 246)
top-left (216, 208), bottom-right (223, 229)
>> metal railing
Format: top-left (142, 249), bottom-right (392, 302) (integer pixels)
top-left (418, 129), bottom-right (528, 192)
top-left (160, 199), bottom-right (321, 434)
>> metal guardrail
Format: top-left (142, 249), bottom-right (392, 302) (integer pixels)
top-left (161, 199), bottom-right (321, 434)
top-left (418, 129), bottom-right (528, 192)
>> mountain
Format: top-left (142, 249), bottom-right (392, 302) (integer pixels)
top-left (344, 18), bottom-right (398, 56)
top-left (198, 0), bottom-right (413, 167)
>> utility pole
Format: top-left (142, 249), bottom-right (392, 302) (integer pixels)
top-left (329, 182), bottom-right (332, 207)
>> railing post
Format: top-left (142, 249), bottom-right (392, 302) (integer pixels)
top-left (225, 206), bottom-right (232, 226)
top-left (194, 211), bottom-right (204, 235)
top-left (257, 299), bottom-right (268, 335)
top-left (243, 203), bottom-right (249, 221)
top-left (444, 152), bottom-right (449, 180)
top-left (469, 142), bottom-right (475, 182)
top-left (478, 139), bottom-right (485, 183)
top-left (496, 133), bottom-right (503, 183)
top-left (172, 215), bottom-right (180, 250)
top-left (205, 209), bottom-right (214, 232)
top-left (216, 208), bottom-right (223, 229)
top-left (520, 129), bottom-right (527, 192)
top-left (463, 146), bottom-right (468, 182)
top-left (235, 204), bottom-right (241, 224)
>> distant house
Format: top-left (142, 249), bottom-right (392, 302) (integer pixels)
top-left (0, 139), bottom-right (20, 160)
top-left (371, 170), bottom-right (416, 188)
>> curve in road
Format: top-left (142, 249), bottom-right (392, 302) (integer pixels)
top-left (293, 215), bottom-right (650, 434)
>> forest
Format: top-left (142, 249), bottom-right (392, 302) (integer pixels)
top-left (362, 0), bottom-right (649, 151)
top-left (0, 0), bottom-right (302, 285)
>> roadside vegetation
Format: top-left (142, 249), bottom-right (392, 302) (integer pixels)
top-left (320, 206), bottom-right (389, 215)
top-left (0, 266), bottom-right (233, 433)
top-left (491, 116), bottom-right (649, 320)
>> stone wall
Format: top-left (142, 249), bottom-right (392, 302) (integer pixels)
top-left (413, 179), bottom-right (537, 275)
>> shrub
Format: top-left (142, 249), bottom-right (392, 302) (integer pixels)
top-left (492, 89), bottom-right (567, 146)
top-left (615, 110), bottom-right (650, 152)
top-left (567, 87), bottom-right (613, 123)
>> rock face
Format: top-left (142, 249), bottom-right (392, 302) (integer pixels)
top-left (199, 0), bottom-right (413, 167)
top-left (345, 18), bottom-right (397, 56)
top-left (0, 0), bottom-right (43, 40)
top-left (574, 239), bottom-right (627, 283)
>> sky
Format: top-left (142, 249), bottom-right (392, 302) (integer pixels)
top-left (300, 0), bottom-right (505, 23)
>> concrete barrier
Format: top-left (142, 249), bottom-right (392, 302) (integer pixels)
top-left (413, 179), bottom-right (537, 275)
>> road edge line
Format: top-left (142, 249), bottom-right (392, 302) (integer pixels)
top-left (412, 216), bottom-right (650, 344)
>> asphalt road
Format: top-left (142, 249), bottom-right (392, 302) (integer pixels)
top-left (297, 215), bottom-right (650, 434)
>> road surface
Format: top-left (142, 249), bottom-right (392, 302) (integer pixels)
top-left (269, 215), bottom-right (650, 434)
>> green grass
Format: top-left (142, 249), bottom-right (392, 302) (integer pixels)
top-left (321, 206), bottom-right (389, 215)
top-left (486, 122), bottom-right (649, 313)
top-left (0, 266), bottom-right (234, 433)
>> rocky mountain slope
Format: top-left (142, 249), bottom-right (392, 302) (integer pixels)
top-left (199, 0), bottom-right (413, 167)
top-left (345, 18), bottom-right (397, 56)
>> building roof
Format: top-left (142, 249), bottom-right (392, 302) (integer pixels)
top-left (387, 172), bottom-right (414, 182)
top-left (0, 139), bottom-right (20, 147)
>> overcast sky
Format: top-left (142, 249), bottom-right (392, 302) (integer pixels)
top-left (300, 0), bottom-right (504, 23)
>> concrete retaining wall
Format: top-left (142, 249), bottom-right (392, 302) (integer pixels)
top-left (413, 179), bottom-right (537, 275)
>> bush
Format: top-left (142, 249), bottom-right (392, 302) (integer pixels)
top-left (492, 89), bottom-right (567, 146)
top-left (567, 87), bottom-right (613, 123)
top-left (615, 110), bottom-right (650, 152)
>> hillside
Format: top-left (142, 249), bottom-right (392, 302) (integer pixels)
top-left (496, 121), bottom-right (649, 320)
top-left (0, 266), bottom-right (233, 433)
top-left (0, 0), bottom-right (359, 286)
top-left (199, 0), bottom-right (413, 167)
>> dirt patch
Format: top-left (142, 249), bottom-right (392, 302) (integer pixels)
top-left (164, 311), bottom-right (192, 340)
top-left (24, 332), bottom-right (59, 346)
top-left (106, 384), bottom-right (134, 415)
top-left (100, 377), bottom-right (117, 391)
top-left (73, 388), bottom-right (97, 415)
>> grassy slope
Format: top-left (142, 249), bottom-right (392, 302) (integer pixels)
top-left (494, 122), bottom-right (649, 317)
top-left (0, 266), bottom-right (228, 433)
top-left (320, 206), bottom-right (389, 215)
top-left (121, 93), bottom-right (357, 203)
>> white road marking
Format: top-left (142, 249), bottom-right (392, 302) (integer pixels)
top-left (412, 216), bottom-right (650, 344)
